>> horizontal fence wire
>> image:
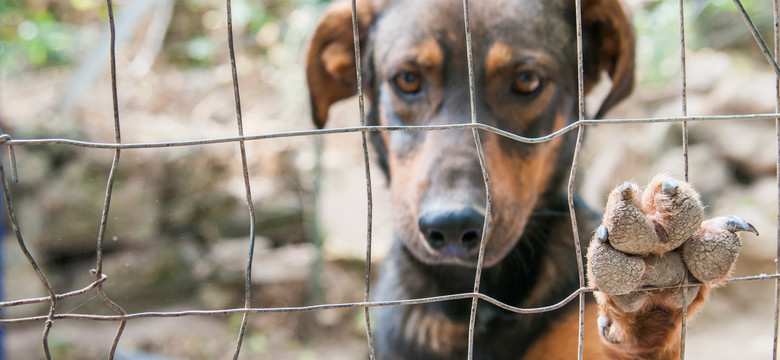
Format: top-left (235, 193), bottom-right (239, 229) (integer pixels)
top-left (1, 0), bottom-right (780, 358)
top-left (1, 274), bottom-right (778, 325)
top-left (0, 113), bottom-right (778, 150)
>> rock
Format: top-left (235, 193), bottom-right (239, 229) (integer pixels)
top-left (706, 120), bottom-right (777, 179)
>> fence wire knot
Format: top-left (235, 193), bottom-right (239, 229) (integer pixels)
top-left (0, 134), bottom-right (19, 183)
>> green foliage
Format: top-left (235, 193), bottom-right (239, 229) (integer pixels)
top-left (168, 0), bottom-right (328, 66)
top-left (635, 0), bottom-right (775, 83)
top-left (1, 0), bottom-right (329, 72)
top-left (0, 3), bottom-right (83, 73)
top-left (2, 0), bottom-right (774, 77)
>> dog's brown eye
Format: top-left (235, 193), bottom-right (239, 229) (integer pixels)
top-left (512, 70), bottom-right (542, 95)
top-left (393, 71), bottom-right (422, 94)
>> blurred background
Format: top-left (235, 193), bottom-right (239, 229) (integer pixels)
top-left (1, 0), bottom-right (780, 358)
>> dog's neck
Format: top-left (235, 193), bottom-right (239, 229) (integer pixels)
top-left (373, 195), bottom-right (592, 359)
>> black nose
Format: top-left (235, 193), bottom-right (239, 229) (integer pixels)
top-left (418, 207), bottom-right (485, 256)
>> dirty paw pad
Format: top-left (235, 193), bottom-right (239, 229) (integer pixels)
top-left (603, 176), bottom-right (703, 256)
top-left (587, 176), bottom-right (757, 306)
top-left (683, 216), bottom-right (758, 283)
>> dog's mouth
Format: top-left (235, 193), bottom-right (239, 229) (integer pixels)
top-left (418, 243), bottom-right (483, 267)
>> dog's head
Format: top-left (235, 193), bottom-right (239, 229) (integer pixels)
top-left (306, 0), bottom-right (634, 268)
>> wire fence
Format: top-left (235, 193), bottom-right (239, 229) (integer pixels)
top-left (1, 0), bottom-right (780, 359)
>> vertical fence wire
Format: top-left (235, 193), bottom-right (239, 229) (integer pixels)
top-left (677, 0), bottom-right (690, 358)
top-left (95, 1), bottom-right (128, 358)
top-left (0, 163), bottom-right (56, 360)
top-left (774, 0), bottom-right (780, 358)
top-left (726, 1), bottom-right (780, 357)
top-left (567, 127), bottom-right (586, 360)
top-left (224, 0), bottom-right (260, 358)
top-left (730, 2), bottom-right (780, 357)
top-left (347, 1), bottom-right (377, 358)
top-left (459, 1), bottom-right (496, 358)
top-left (679, 0), bottom-right (690, 184)
top-left (570, 1), bottom-right (588, 358)
top-left (734, 0), bottom-right (780, 77)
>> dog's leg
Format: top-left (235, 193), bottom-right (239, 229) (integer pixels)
top-left (586, 175), bottom-right (757, 359)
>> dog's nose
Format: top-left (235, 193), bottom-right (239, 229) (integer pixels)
top-left (418, 207), bottom-right (485, 256)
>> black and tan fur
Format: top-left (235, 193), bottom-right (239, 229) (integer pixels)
top-left (305, 0), bottom-right (701, 358)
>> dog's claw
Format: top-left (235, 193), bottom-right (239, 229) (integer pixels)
top-left (597, 315), bottom-right (610, 330)
top-left (596, 225), bottom-right (608, 243)
top-left (722, 215), bottom-right (759, 236)
top-left (597, 315), bottom-right (611, 336)
top-left (619, 181), bottom-right (633, 200)
top-left (661, 179), bottom-right (678, 195)
top-left (597, 315), bottom-right (620, 344)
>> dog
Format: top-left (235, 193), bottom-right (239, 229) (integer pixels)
top-left (305, 0), bottom-right (755, 358)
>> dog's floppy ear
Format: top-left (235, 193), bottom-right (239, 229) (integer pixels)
top-left (306, 1), bottom-right (374, 128)
top-left (581, 0), bottom-right (635, 119)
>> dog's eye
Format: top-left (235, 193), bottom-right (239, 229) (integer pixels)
top-left (511, 70), bottom-right (543, 95)
top-left (393, 71), bottom-right (422, 94)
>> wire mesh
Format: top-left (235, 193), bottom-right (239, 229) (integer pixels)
top-left (1, 0), bottom-right (780, 359)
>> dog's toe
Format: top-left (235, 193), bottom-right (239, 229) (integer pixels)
top-left (682, 215), bottom-right (756, 283)
top-left (642, 176), bottom-right (704, 253)
top-left (640, 252), bottom-right (686, 288)
top-left (588, 236), bottom-right (645, 295)
top-left (603, 181), bottom-right (657, 255)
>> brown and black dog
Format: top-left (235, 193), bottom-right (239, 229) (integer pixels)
top-left (305, 0), bottom-right (752, 359)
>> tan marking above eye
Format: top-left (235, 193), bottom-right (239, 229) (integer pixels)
top-left (415, 38), bottom-right (443, 68)
top-left (486, 43), bottom-right (513, 75)
top-left (512, 70), bottom-right (542, 95)
top-left (394, 71), bottom-right (422, 94)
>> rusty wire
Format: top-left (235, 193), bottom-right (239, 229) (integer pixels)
top-left (93, 3), bottom-right (129, 358)
top-left (729, 0), bottom-right (780, 356)
top-left (460, 0), bottom-right (496, 358)
top-left (2, 274), bottom-right (777, 325)
top-left (774, 0), bottom-right (780, 357)
top-left (2, 0), bottom-right (780, 359)
top-left (223, 0), bottom-right (260, 358)
top-left (677, 0), bottom-right (690, 358)
top-left (347, 0), bottom-right (377, 358)
top-left (0, 161), bottom-right (56, 359)
top-left (0, 113), bottom-right (777, 154)
top-left (570, 0), bottom-right (588, 358)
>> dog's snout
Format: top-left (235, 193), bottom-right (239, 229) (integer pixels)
top-left (418, 207), bottom-right (485, 256)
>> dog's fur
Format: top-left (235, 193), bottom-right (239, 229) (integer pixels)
top-left (306, 1), bottom-right (702, 358)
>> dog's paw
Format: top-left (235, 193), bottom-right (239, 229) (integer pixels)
top-left (587, 175), bottom-right (758, 312)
